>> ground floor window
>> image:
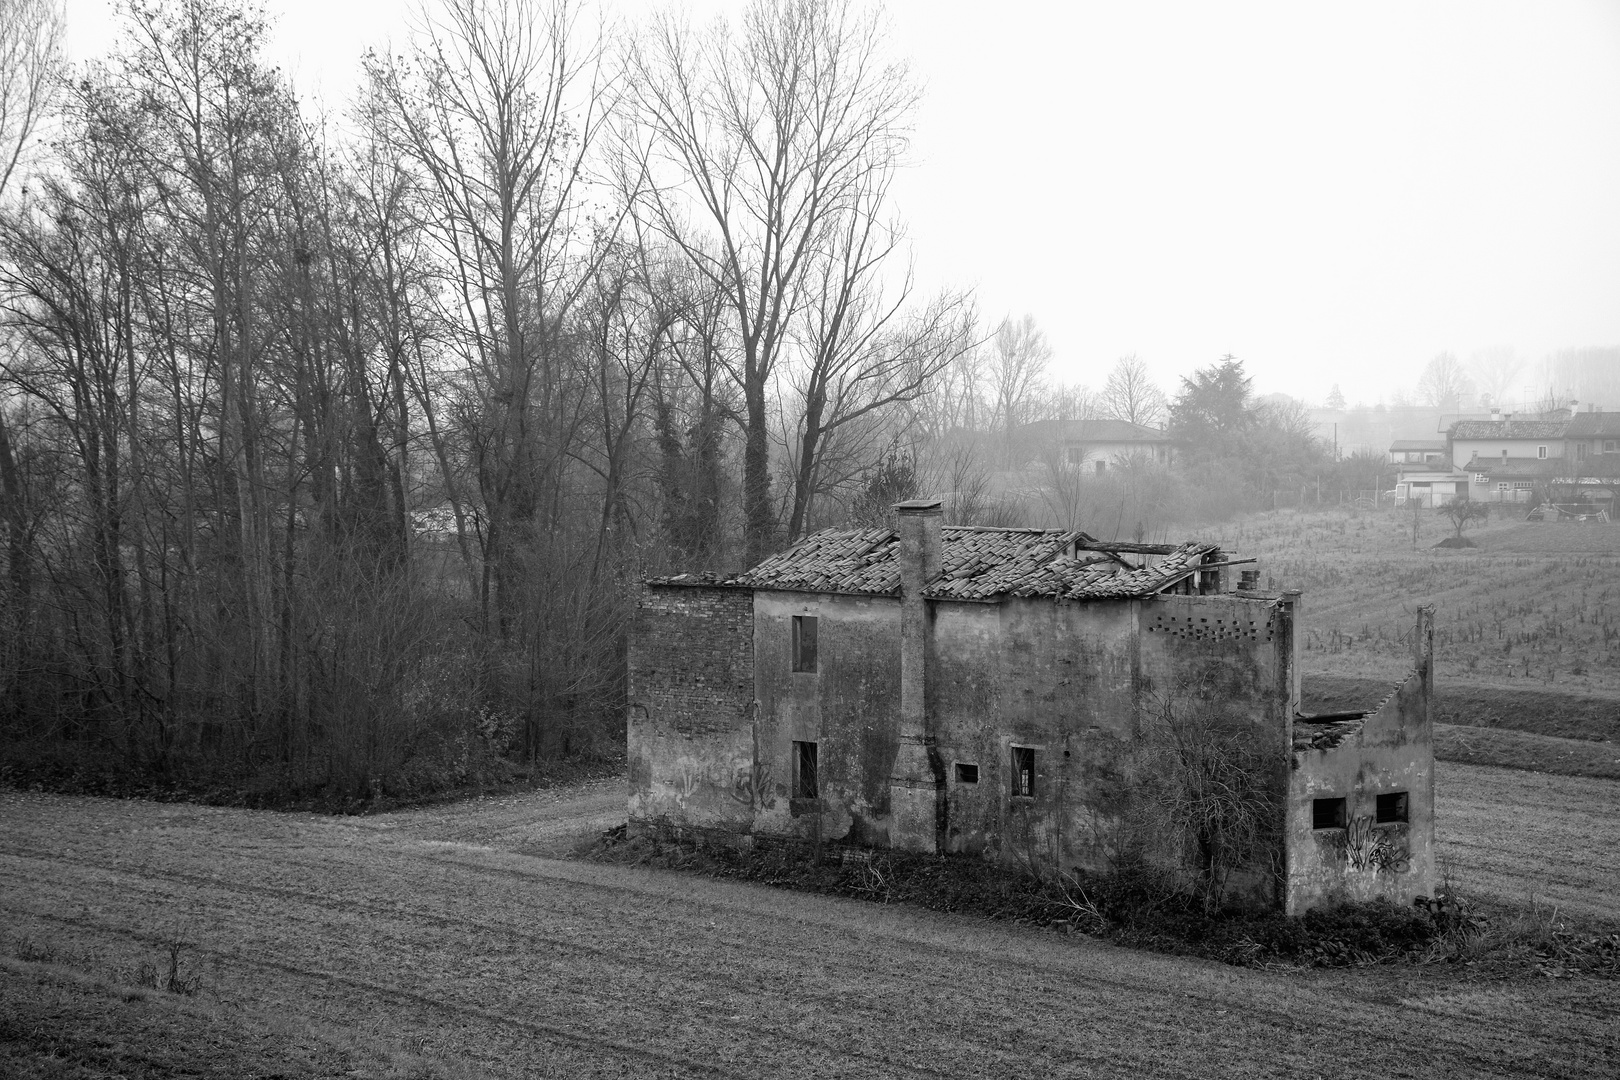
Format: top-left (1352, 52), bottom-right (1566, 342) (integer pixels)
top-left (792, 741), bottom-right (818, 799)
top-left (1011, 747), bottom-right (1035, 797)
top-left (1313, 797), bottom-right (1347, 829)
top-left (1376, 791), bottom-right (1409, 824)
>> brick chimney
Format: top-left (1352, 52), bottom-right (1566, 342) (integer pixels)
top-left (890, 499), bottom-right (943, 853)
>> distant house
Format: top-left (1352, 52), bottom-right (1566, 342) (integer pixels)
top-left (1433, 409), bottom-right (1620, 511)
top-left (1555, 411), bottom-right (1620, 516)
top-left (1021, 417), bottom-right (1172, 474)
top-left (1387, 440), bottom-right (1447, 470)
top-left (627, 501), bottom-right (1437, 915)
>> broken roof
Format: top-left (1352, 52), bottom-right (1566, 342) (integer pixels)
top-left (677, 526), bottom-right (1221, 602)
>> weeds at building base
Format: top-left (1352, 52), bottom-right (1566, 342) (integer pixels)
top-left (586, 825), bottom-right (1620, 978)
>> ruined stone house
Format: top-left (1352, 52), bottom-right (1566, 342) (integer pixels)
top-left (627, 500), bottom-right (1436, 914)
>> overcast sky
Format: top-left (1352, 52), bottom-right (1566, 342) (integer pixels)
top-left (61, 0), bottom-right (1620, 407)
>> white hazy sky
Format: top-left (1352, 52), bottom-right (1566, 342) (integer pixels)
top-left (61, 0), bottom-right (1620, 406)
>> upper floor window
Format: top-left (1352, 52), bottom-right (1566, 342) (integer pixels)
top-left (1605, 440), bottom-right (1618, 454)
top-left (1538, 445), bottom-right (1548, 459)
top-left (1094, 460), bottom-right (1107, 475)
top-left (792, 615), bottom-right (818, 673)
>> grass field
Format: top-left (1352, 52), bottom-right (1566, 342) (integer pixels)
top-left (3, 771), bottom-right (1618, 1079)
top-left (1202, 510), bottom-right (1620, 722)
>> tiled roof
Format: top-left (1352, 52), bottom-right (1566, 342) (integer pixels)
top-left (1566, 412), bottom-right (1620, 438)
top-left (719, 526), bottom-right (1220, 602)
top-left (1461, 457), bottom-right (1557, 478)
top-left (1019, 417), bottom-right (1171, 444)
top-left (1450, 419), bottom-right (1567, 440)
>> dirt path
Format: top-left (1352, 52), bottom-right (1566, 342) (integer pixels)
top-left (3, 764), bottom-right (1618, 1078)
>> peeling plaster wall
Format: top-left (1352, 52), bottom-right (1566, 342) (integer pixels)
top-left (930, 593), bottom-right (1293, 910)
top-left (752, 592), bottom-right (903, 846)
top-left (626, 585), bottom-right (757, 835)
top-left (1287, 672), bottom-right (1437, 913)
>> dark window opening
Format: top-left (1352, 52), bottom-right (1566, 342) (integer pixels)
top-left (1313, 797), bottom-right (1347, 830)
top-left (792, 741), bottom-right (818, 799)
top-left (954, 762), bottom-right (979, 784)
top-left (1376, 791), bottom-right (1409, 824)
top-left (792, 615), bottom-right (818, 673)
top-left (1094, 460), bottom-right (1107, 475)
top-left (1011, 747), bottom-right (1035, 798)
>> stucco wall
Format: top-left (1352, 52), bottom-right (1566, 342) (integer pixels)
top-left (1452, 438), bottom-right (1562, 467)
top-left (751, 591), bottom-right (903, 846)
top-left (926, 593), bottom-right (1293, 908)
top-left (1287, 671), bottom-right (1437, 913)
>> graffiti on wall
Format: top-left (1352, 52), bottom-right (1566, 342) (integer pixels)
top-left (1343, 816), bottom-right (1410, 874)
top-left (728, 708), bottom-right (776, 811)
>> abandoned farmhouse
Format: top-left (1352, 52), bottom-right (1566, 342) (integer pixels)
top-left (627, 500), bottom-right (1436, 914)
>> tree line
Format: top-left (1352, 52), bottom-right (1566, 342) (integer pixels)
top-left (0, 0), bottom-right (1341, 801)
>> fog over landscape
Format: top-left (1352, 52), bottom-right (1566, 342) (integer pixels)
top-left (54, 0), bottom-right (1620, 406)
top-left (2, 2), bottom-right (1618, 1077)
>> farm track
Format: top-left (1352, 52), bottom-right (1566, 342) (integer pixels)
top-left (4, 768), bottom-right (1619, 1078)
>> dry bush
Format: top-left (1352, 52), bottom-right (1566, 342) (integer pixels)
top-left (1124, 695), bottom-right (1289, 914)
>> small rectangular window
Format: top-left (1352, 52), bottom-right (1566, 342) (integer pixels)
top-left (1606, 440), bottom-right (1618, 453)
top-left (792, 740), bottom-right (818, 799)
top-left (1011, 747), bottom-right (1035, 798)
top-left (1094, 460), bottom-right (1107, 475)
top-left (1313, 797), bottom-right (1347, 830)
top-left (1376, 791), bottom-right (1409, 824)
top-left (954, 762), bottom-right (979, 784)
top-left (1538, 445), bottom-right (1548, 459)
top-left (792, 615), bottom-right (818, 673)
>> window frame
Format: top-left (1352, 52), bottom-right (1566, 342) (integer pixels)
top-left (1312, 797), bottom-right (1347, 830)
top-left (1538, 445), bottom-right (1548, 459)
top-left (954, 762), bottom-right (979, 784)
top-left (792, 740), bottom-right (819, 799)
top-left (1375, 791), bottom-right (1409, 824)
top-left (1010, 746), bottom-right (1036, 799)
top-left (791, 615), bottom-right (819, 673)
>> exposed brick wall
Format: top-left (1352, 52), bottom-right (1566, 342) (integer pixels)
top-left (630, 584), bottom-right (755, 736)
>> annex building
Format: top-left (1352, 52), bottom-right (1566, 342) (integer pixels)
top-left (627, 500), bottom-right (1436, 914)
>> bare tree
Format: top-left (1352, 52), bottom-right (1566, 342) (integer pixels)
top-left (778, 173), bottom-right (975, 540)
top-left (367, 0), bottom-right (614, 635)
top-left (624, 0), bottom-right (919, 562)
top-left (1099, 354), bottom-right (1166, 428)
top-left (985, 313), bottom-right (1050, 467)
top-left (0, 0), bottom-right (62, 200)
top-left (1467, 346), bottom-right (1525, 409)
top-left (1416, 351), bottom-right (1475, 413)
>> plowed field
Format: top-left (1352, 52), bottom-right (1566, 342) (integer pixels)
top-left (3, 767), bottom-right (1617, 1079)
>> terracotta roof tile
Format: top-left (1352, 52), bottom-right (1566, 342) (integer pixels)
top-left (720, 526), bottom-right (1221, 602)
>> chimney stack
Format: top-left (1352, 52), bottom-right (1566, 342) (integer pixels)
top-left (890, 499), bottom-right (943, 853)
